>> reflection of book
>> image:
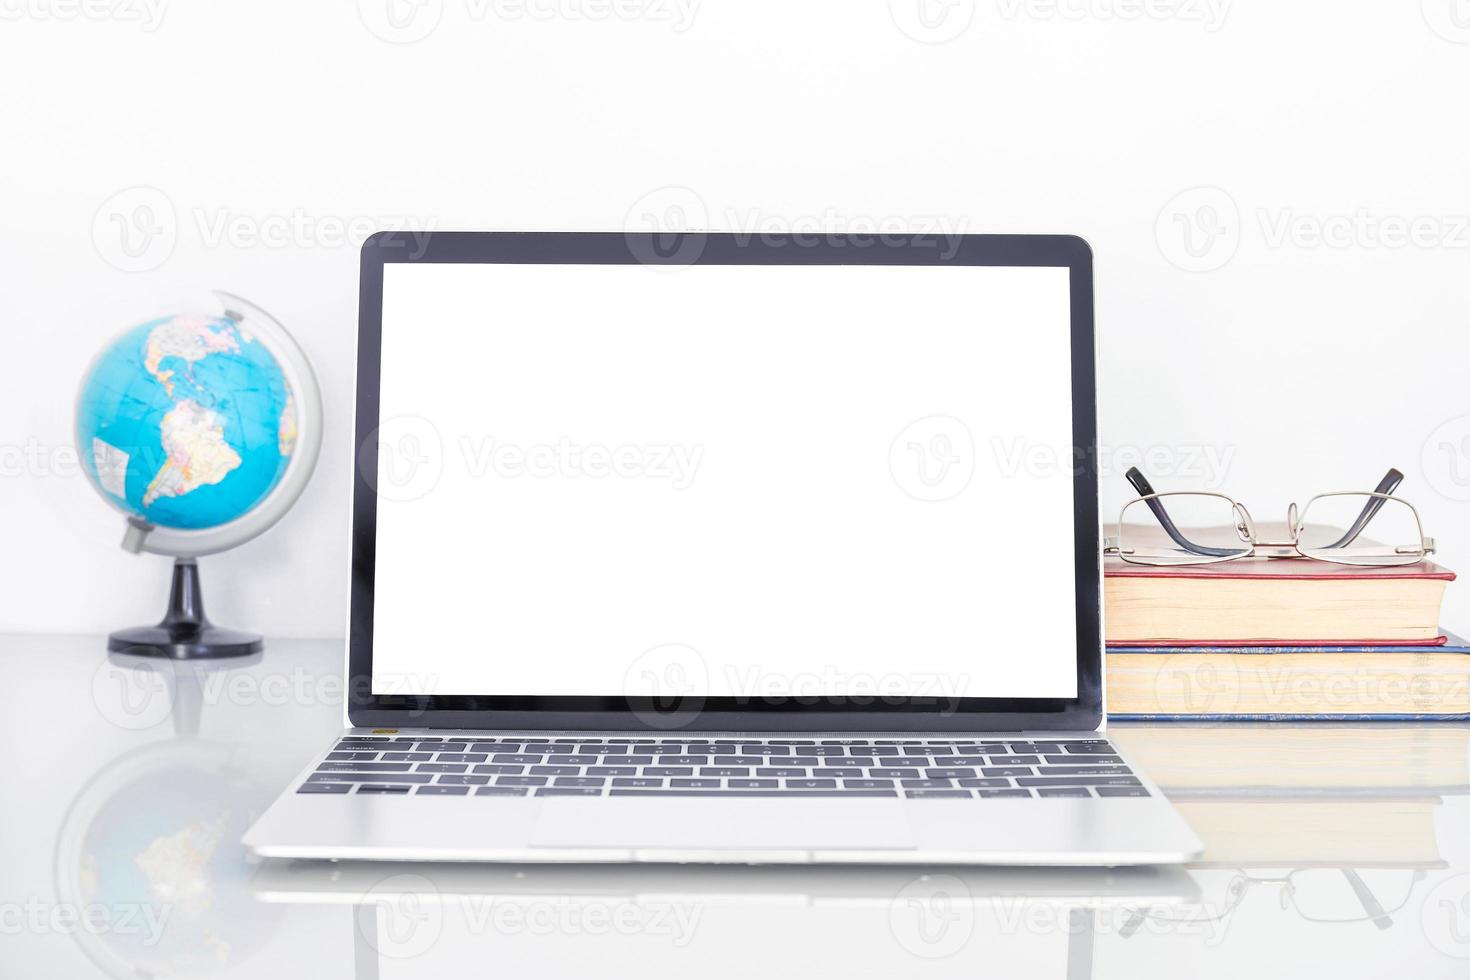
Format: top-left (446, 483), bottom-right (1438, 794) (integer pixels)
top-left (1110, 726), bottom-right (1461, 867)
top-left (1169, 797), bottom-right (1443, 867)
top-left (1103, 554), bottom-right (1453, 645)
top-left (1111, 725), bottom-right (1470, 792)
top-left (1107, 636), bottom-right (1470, 719)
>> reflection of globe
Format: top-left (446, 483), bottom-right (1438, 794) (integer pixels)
top-left (77, 313), bottom-right (296, 531)
top-left (75, 292), bottom-right (322, 559)
top-left (56, 741), bottom-right (280, 978)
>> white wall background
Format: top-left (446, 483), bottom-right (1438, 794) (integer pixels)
top-left (1, 0), bottom-right (1468, 640)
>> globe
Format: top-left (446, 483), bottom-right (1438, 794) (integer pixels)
top-left (75, 292), bottom-right (322, 658)
top-left (77, 312), bottom-right (296, 531)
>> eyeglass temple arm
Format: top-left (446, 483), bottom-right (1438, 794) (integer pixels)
top-left (1340, 869), bottom-right (1393, 930)
top-left (1317, 469), bottom-right (1404, 550)
top-left (1124, 467), bottom-right (1242, 558)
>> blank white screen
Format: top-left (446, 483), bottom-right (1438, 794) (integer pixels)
top-left (372, 262), bottom-right (1080, 700)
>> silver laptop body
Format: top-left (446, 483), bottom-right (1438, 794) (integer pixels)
top-left (244, 231), bottom-right (1202, 865)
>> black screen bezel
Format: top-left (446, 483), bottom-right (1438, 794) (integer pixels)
top-left (347, 231), bottom-right (1101, 732)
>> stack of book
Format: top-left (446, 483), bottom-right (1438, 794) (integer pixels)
top-left (1104, 553), bottom-right (1469, 719)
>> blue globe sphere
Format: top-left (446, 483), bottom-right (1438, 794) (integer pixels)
top-left (76, 314), bottom-right (298, 531)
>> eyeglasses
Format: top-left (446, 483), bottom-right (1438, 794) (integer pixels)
top-left (1123, 867), bottom-right (1426, 929)
top-left (1103, 467), bottom-right (1436, 567)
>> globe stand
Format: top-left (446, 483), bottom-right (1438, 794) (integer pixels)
top-left (107, 558), bottom-right (263, 659)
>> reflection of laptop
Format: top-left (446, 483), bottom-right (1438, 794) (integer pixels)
top-left (243, 232), bottom-right (1202, 864)
top-left (251, 860), bottom-right (1202, 978)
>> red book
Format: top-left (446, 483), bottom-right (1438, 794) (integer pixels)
top-left (1104, 557), bottom-right (1455, 646)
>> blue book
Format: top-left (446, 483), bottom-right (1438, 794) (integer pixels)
top-left (1107, 630), bottom-right (1470, 721)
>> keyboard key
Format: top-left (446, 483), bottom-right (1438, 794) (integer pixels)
top-left (925, 768), bottom-right (977, 779)
top-left (869, 768), bottom-right (921, 778)
top-left (419, 742), bottom-right (467, 752)
top-left (976, 789), bottom-right (1034, 798)
top-left (536, 788), bottom-right (604, 796)
top-left (1043, 755), bottom-right (1122, 766)
top-left (545, 756), bottom-right (583, 766)
top-left (931, 757), bottom-right (988, 767)
top-left (957, 777), bottom-right (1014, 788)
top-left (326, 751), bottom-right (381, 761)
top-left (657, 756), bottom-right (709, 766)
top-left (417, 785), bottom-right (471, 796)
top-left (469, 742), bottom-right (517, 752)
top-left (1097, 787), bottom-right (1151, 798)
top-left (357, 784), bottom-right (411, 794)
top-left (982, 767), bottom-right (1036, 777)
top-left (530, 766), bottom-right (582, 776)
top-left (901, 779), bottom-right (955, 789)
top-left (1037, 787), bottom-right (1092, 798)
top-left (1059, 742), bottom-right (1116, 755)
top-left (496, 776), bottom-right (548, 786)
top-left (308, 773), bottom-right (433, 784)
top-left (905, 790), bottom-right (971, 798)
top-left (802, 746), bottom-right (848, 757)
top-left (611, 777), bottom-right (665, 788)
top-left (756, 767), bottom-right (808, 778)
top-left (784, 778), bottom-right (837, 789)
top-left (988, 755), bottom-right (1040, 766)
top-left (842, 779), bottom-right (894, 789)
top-left (316, 762), bottom-right (413, 772)
top-left (609, 790), bottom-right (897, 798)
top-left (381, 752), bottom-right (434, 762)
top-left (553, 777), bottom-right (607, 787)
top-left (645, 767), bottom-right (695, 777)
top-left (493, 755), bottom-right (546, 765)
top-left (728, 778), bottom-right (779, 789)
top-left (472, 764), bottom-right (526, 775)
top-left (671, 778), bottom-right (721, 788)
top-left (297, 782), bottom-right (352, 794)
top-left (415, 763), bottom-right (469, 773)
top-left (435, 775), bottom-right (490, 785)
top-left (699, 767), bottom-right (750, 777)
top-left (431, 754), bottom-right (488, 763)
top-left (580, 744), bottom-right (630, 754)
top-left (1016, 776), bottom-right (1143, 788)
top-left (475, 786), bottom-right (529, 796)
top-left (1035, 766), bottom-right (1132, 777)
top-left (822, 757), bottom-right (874, 767)
top-left (739, 745), bottom-right (791, 756)
top-left (586, 766), bottom-right (637, 776)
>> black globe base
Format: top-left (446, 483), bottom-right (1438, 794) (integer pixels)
top-left (107, 557), bottom-right (263, 660)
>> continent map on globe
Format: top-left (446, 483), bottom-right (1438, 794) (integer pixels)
top-left (77, 314), bottom-right (298, 531)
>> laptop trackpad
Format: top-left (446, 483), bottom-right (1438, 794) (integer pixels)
top-left (530, 798), bottom-right (918, 851)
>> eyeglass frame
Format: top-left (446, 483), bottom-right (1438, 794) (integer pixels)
top-left (1102, 466), bottom-right (1436, 567)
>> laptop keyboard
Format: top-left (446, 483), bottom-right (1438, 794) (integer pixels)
top-left (297, 735), bottom-right (1147, 799)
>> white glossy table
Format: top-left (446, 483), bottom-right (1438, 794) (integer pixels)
top-left (8, 633), bottom-right (1470, 978)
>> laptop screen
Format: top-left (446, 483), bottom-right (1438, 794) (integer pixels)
top-left (369, 260), bottom-right (1080, 705)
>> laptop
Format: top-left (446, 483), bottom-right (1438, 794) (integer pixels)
top-left (243, 231), bottom-right (1203, 865)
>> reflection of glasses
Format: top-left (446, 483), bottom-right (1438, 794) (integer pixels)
top-left (1127, 868), bottom-right (1427, 930)
top-left (1103, 467), bottom-right (1436, 567)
